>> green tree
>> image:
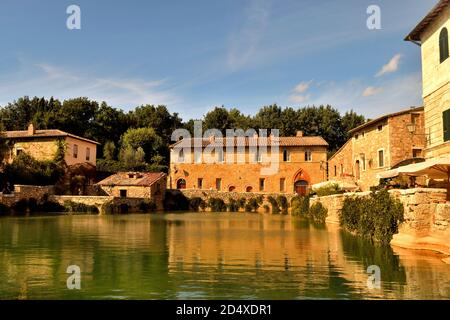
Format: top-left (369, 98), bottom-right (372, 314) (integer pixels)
top-left (120, 127), bottom-right (164, 163)
top-left (103, 141), bottom-right (116, 161)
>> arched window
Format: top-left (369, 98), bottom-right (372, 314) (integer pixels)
top-left (439, 28), bottom-right (449, 63)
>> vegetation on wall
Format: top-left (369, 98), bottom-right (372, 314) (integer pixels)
top-left (308, 202), bottom-right (328, 224)
top-left (63, 200), bottom-right (99, 213)
top-left (339, 189), bottom-right (404, 244)
top-left (208, 198), bottom-right (227, 212)
top-left (313, 183), bottom-right (344, 197)
top-left (291, 196), bottom-right (310, 216)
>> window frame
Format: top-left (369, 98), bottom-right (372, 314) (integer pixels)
top-left (304, 149), bottom-right (312, 162)
top-left (377, 149), bottom-right (385, 168)
top-left (439, 27), bottom-right (449, 64)
top-left (73, 144), bottom-right (78, 158)
top-left (259, 178), bottom-right (265, 192)
top-left (443, 109), bottom-right (450, 142)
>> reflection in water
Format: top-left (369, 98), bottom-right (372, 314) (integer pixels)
top-left (0, 213), bottom-right (448, 299)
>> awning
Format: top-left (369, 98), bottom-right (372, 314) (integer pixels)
top-left (377, 157), bottom-right (450, 179)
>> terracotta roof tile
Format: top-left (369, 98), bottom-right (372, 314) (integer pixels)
top-left (171, 136), bottom-right (328, 148)
top-left (96, 172), bottom-right (166, 187)
top-left (3, 129), bottom-right (100, 145)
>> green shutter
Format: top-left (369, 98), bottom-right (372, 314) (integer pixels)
top-left (443, 110), bottom-right (450, 142)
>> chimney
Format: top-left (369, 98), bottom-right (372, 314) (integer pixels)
top-left (296, 131), bottom-right (303, 137)
top-left (28, 123), bottom-right (35, 136)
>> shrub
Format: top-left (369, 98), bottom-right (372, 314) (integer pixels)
top-left (226, 199), bottom-right (241, 212)
top-left (64, 200), bottom-right (99, 213)
top-left (291, 196), bottom-right (309, 216)
top-left (267, 196), bottom-right (280, 214)
top-left (339, 189), bottom-right (404, 244)
top-left (208, 198), bottom-right (227, 212)
top-left (277, 195), bottom-right (288, 214)
top-left (263, 204), bottom-right (270, 213)
top-left (139, 199), bottom-right (157, 213)
top-left (0, 203), bottom-right (10, 215)
top-left (189, 197), bottom-right (205, 212)
top-left (245, 197), bottom-right (262, 212)
top-left (163, 191), bottom-right (189, 211)
top-left (11, 199), bottom-right (29, 212)
top-left (314, 183), bottom-right (343, 197)
top-left (308, 202), bottom-right (328, 224)
top-left (39, 201), bottom-right (65, 212)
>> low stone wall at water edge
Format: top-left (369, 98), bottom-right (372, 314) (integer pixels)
top-left (310, 188), bottom-right (450, 259)
top-left (0, 185), bottom-right (55, 207)
top-left (176, 189), bottom-right (297, 213)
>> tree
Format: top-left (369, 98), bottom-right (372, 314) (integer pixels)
top-left (341, 110), bottom-right (366, 139)
top-left (120, 127), bottom-right (164, 163)
top-left (103, 141), bottom-right (116, 161)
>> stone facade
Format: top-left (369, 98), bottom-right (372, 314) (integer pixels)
top-left (0, 185), bottom-right (55, 207)
top-left (169, 134), bottom-right (328, 195)
top-left (407, 2), bottom-right (450, 159)
top-left (4, 124), bottom-right (99, 166)
top-left (328, 108), bottom-right (426, 191)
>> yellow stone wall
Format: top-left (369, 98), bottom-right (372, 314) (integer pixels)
top-left (9, 139), bottom-right (58, 162)
top-left (169, 146), bottom-right (327, 193)
top-left (328, 111), bottom-right (426, 191)
top-left (420, 5), bottom-right (450, 158)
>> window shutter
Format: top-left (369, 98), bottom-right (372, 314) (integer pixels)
top-left (443, 110), bottom-right (450, 142)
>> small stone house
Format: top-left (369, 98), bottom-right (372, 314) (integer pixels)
top-left (96, 172), bottom-right (167, 210)
top-left (328, 107), bottom-right (426, 191)
top-left (3, 124), bottom-right (99, 166)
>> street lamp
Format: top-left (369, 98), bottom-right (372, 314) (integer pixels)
top-left (406, 123), bottom-right (416, 134)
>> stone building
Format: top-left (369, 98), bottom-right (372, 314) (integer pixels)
top-left (169, 132), bottom-right (328, 195)
top-left (328, 107), bottom-right (426, 191)
top-left (96, 172), bottom-right (167, 210)
top-left (3, 124), bottom-right (99, 166)
top-left (405, 0), bottom-right (450, 159)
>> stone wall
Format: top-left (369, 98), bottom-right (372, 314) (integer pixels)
top-left (310, 188), bottom-right (450, 257)
top-left (0, 185), bottom-right (55, 206)
top-left (177, 189), bottom-right (297, 213)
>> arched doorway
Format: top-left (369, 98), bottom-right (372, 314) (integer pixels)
top-left (228, 186), bottom-right (236, 192)
top-left (355, 160), bottom-right (360, 180)
top-left (246, 186), bottom-right (253, 192)
top-left (294, 180), bottom-right (309, 195)
top-left (176, 179), bottom-right (186, 189)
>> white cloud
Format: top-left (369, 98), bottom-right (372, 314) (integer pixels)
top-left (293, 81), bottom-right (312, 94)
top-left (362, 86), bottom-right (383, 97)
top-left (376, 54), bottom-right (402, 77)
top-left (289, 94), bottom-right (311, 104)
top-left (0, 62), bottom-right (180, 109)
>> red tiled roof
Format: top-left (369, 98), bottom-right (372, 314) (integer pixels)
top-left (96, 172), bottom-right (166, 187)
top-left (405, 0), bottom-right (449, 42)
top-left (170, 136), bottom-right (328, 148)
top-left (3, 129), bottom-right (100, 145)
top-left (348, 106), bottom-right (424, 135)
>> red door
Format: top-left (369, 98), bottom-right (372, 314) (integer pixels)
top-left (294, 180), bottom-right (308, 195)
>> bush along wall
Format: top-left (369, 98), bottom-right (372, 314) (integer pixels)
top-left (291, 196), bottom-right (310, 216)
top-left (308, 202), bottom-right (328, 224)
top-left (339, 189), bottom-right (404, 244)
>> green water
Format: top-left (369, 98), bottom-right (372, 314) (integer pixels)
top-left (0, 213), bottom-right (449, 300)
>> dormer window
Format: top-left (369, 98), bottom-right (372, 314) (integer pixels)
top-left (439, 28), bottom-right (449, 63)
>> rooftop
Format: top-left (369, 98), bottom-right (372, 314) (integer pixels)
top-left (405, 0), bottom-right (449, 42)
top-left (170, 135), bottom-right (329, 148)
top-left (348, 106), bottom-right (424, 135)
top-left (96, 172), bottom-right (166, 187)
top-left (3, 128), bottom-right (100, 145)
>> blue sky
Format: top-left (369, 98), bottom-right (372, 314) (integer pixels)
top-left (0, 0), bottom-right (437, 120)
